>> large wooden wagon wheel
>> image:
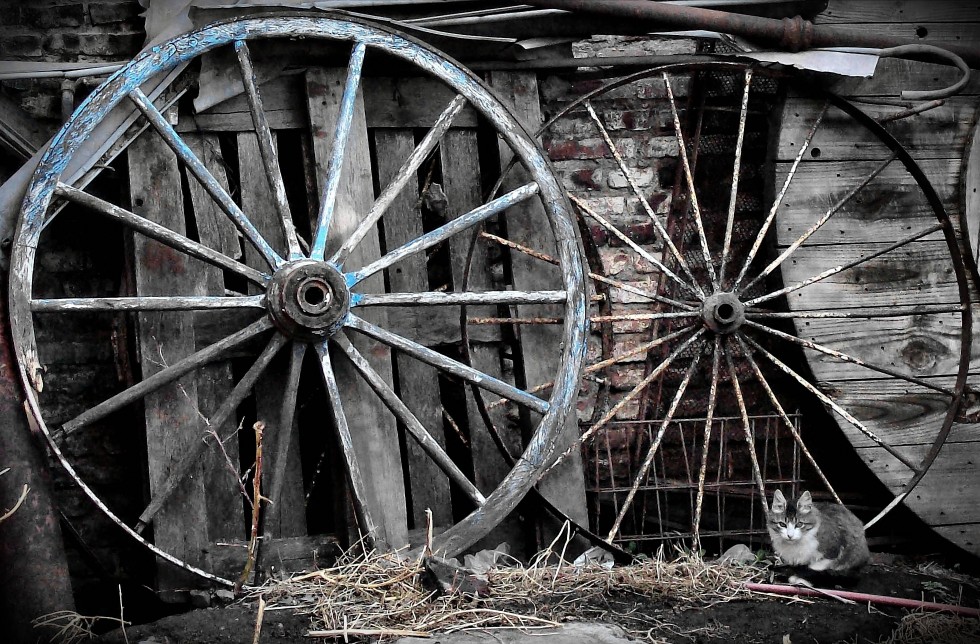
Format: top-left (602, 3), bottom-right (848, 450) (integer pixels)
top-left (9, 13), bottom-right (587, 585)
top-left (520, 61), bottom-right (973, 550)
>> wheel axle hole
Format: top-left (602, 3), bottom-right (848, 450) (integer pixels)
top-left (716, 302), bottom-right (735, 322)
top-left (303, 287), bottom-right (326, 306)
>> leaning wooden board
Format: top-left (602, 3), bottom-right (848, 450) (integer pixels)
top-left (774, 0), bottom-right (980, 557)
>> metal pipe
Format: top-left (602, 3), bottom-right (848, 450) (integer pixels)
top-left (522, 0), bottom-right (980, 68)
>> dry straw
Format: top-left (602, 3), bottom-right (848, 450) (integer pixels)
top-left (249, 531), bottom-right (763, 641)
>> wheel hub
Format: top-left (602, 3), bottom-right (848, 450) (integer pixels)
top-left (266, 259), bottom-right (350, 340)
top-left (701, 292), bottom-right (745, 335)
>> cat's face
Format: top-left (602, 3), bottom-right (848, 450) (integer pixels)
top-left (769, 490), bottom-right (817, 542)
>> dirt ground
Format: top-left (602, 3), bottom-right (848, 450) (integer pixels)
top-left (92, 556), bottom-right (980, 644)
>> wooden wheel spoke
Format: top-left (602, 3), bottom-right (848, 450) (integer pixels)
top-left (347, 182), bottom-right (539, 286)
top-left (310, 41), bottom-right (367, 261)
top-left (733, 102), bottom-right (829, 290)
top-left (31, 295), bottom-right (265, 312)
top-left (729, 334), bottom-right (843, 503)
top-left (345, 314), bottom-right (549, 414)
top-left (744, 319), bottom-right (955, 396)
top-left (128, 88), bottom-right (284, 269)
top-left (570, 193), bottom-right (703, 300)
top-left (333, 334), bottom-right (486, 507)
top-left (721, 340), bottom-right (768, 517)
top-left (607, 346), bottom-right (704, 542)
top-left (266, 341), bottom-right (307, 515)
top-left (745, 222), bottom-right (943, 307)
top-left (56, 183), bottom-right (269, 286)
top-left (330, 94), bottom-right (468, 267)
top-left (60, 317), bottom-right (274, 437)
top-left (234, 40), bottom-right (303, 261)
top-left (314, 341), bottom-right (380, 544)
top-left (135, 333), bottom-right (289, 531)
top-left (663, 72), bottom-right (717, 289)
top-left (719, 68), bottom-right (752, 285)
top-left (693, 337), bottom-right (722, 548)
top-left (740, 153), bottom-right (897, 295)
top-left (353, 289), bottom-right (566, 307)
top-left (583, 103), bottom-right (705, 298)
top-left (738, 333), bottom-right (920, 472)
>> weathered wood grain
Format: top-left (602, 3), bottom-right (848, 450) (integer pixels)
top-left (375, 128), bottom-right (453, 530)
top-left (184, 133), bottom-right (244, 543)
top-left (773, 240), bottom-right (965, 310)
top-left (776, 96), bottom-right (977, 161)
top-left (773, 158), bottom-right (960, 246)
top-left (962, 116), bottom-right (980, 267)
top-left (786, 311), bottom-right (973, 374)
top-left (824, 58), bottom-right (980, 97)
top-left (179, 75), bottom-right (478, 133)
top-left (128, 131), bottom-right (210, 591)
top-left (440, 127), bottom-right (526, 553)
top-left (238, 132), bottom-right (307, 539)
top-left (307, 67), bottom-right (408, 549)
top-left (489, 71), bottom-right (589, 541)
top-left (812, 379), bottom-right (980, 448)
top-left (815, 1), bottom-right (980, 25)
top-left (853, 441), bottom-right (980, 529)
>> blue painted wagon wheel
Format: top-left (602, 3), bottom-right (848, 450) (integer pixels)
top-left (9, 13), bottom-right (586, 585)
top-left (520, 61), bottom-right (973, 551)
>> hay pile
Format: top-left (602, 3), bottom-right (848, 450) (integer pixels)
top-left (249, 540), bottom-right (763, 640)
top-left (882, 610), bottom-right (980, 644)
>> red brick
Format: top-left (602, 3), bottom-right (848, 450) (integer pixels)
top-left (78, 31), bottom-right (142, 57)
top-left (21, 4), bottom-right (85, 29)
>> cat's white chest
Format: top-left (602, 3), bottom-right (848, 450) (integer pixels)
top-left (774, 530), bottom-right (824, 567)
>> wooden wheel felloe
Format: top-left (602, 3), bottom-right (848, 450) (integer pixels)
top-left (536, 61), bottom-right (972, 551)
top-left (10, 14), bottom-right (587, 586)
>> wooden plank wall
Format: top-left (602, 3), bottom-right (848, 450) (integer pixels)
top-left (775, 0), bottom-right (980, 555)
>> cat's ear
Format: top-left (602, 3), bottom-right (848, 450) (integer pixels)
top-left (771, 489), bottom-right (786, 514)
top-left (798, 490), bottom-right (813, 513)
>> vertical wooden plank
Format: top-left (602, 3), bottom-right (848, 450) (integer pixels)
top-left (440, 129), bottom-right (526, 553)
top-left (374, 129), bottom-right (453, 529)
top-left (128, 131), bottom-right (209, 593)
top-left (306, 68), bottom-right (408, 549)
top-left (183, 133), bottom-right (243, 543)
top-left (489, 71), bottom-right (590, 538)
top-left (238, 132), bottom-right (308, 538)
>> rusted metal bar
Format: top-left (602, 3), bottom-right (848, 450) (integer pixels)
top-left (522, 0), bottom-right (980, 68)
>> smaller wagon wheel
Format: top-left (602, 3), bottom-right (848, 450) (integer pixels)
top-left (9, 13), bottom-right (587, 585)
top-left (504, 61), bottom-right (972, 550)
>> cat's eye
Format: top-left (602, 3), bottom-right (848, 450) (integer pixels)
top-left (777, 521), bottom-right (786, 528)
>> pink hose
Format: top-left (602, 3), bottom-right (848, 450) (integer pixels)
top-left (744, 582), bottom-right (980, 618)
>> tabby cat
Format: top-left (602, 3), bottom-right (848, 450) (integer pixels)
top-left (768, 490), bottom-right (870, 585)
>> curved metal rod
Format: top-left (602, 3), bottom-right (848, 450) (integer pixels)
top-left (878, 44), bottom-right (970, 101)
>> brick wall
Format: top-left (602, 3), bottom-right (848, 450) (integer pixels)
top-left (0, 0), bottom-right (144, 123)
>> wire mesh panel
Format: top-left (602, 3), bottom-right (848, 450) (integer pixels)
top-left (586, 413), bottom-right (802, 553)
